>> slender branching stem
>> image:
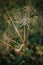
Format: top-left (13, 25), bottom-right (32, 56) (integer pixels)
top-left (4, 4), bottom-right (23, 42)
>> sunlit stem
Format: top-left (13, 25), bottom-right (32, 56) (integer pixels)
top-left (24, 25), bottom-right (27, 44)
top-left (27, 24), bottom-right (30, 44)
top-left (18, 44), bottom-right (24, 51)
top-left (14, 44), bottom-right (24, 54)
top-left (24, 25), bottom-right (26, 43)
top-left (4, 5), bottom-right (23, 41)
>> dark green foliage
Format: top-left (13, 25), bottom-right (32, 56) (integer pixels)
top-left (30, 0), bottom-right (43, 15)
top-left (0, 16), bottom-right (8, 37)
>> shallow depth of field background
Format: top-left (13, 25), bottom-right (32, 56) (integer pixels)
top-left (0, 0), bottom-right (43, 65)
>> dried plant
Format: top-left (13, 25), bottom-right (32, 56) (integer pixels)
top-left (3, 4), bottom-right (33, 54)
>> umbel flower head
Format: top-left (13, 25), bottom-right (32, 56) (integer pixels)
top-left (19, 13), bottom-right (30, 26)
top-left (12, 7), bottom-right (32, 30)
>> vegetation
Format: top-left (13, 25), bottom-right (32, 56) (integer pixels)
top-left (0, 0), bottom-right (43, 65)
